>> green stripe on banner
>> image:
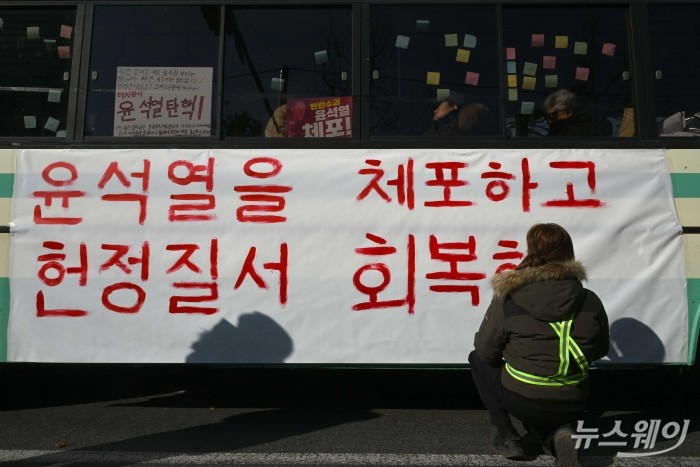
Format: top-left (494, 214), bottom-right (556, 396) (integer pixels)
top-left (671, 173), bottom-right (700, 198)
top-left (689, 278), bottom-right (700, 365)
top-left (0, 277), bottom-right (7, 362)
top-left (0, 174), bottom-right (13, 198)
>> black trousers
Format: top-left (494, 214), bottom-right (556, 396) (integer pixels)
top-left (468, 351), bottom-right (586, 448)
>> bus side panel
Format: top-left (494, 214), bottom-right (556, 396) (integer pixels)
top-left (0, 148), bottom-right (14, 363)
top-left (669, 149), bottom-right (700, 364)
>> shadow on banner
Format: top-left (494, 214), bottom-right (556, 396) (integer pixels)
top-left (608, 317), bottom-right (666, 363)
top-left (186, 312), bottom-right (293, 363)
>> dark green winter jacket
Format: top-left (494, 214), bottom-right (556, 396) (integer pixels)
top-left (474, 260), bottom-right (609, 402)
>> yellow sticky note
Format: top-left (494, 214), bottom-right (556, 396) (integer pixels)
top-left (427, 71), bottom-right (441, 85)
top-left (27, 26), bottom-right (40, 39)
top-left (507, 75), bottom-right (517, 88)
top-left (508, 89), bottom-right (518, 101)
top-left (456, 49), bottom-right (470, 63)
top-left (555, 36), bottom-right (568, 48)
top-left (522, 76), bottom-right (536, 90)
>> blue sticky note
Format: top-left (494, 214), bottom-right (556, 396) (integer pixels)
top-left (395, 35), bottom-right (410, 49)
top-left (521, 101), bottom-right (535, 115)
top-left (463, 34), bottom-right (477, 48)
top-left (507, 61), bottom-right (517, 74)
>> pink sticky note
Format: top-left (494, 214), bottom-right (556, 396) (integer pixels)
top-left (575, 66), bottom-right (590, 81)
top-left (531, 34), bottom-right (544, 47)
top-left (60, 25), bottom-right (72, 39)
top-left (465, 71), bottom-right (480, 86)
top-left (543, 55), bottom-right (556, 69)
top-left (506, 47), bottom-right (516, 60)
top-left (57, 46), bottom-right (71, 59)
top-left (602, 43), bottom-right (616, 56)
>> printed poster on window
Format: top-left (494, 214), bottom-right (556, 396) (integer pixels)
top-left (8, 148), bottom-right (687, 364)
top-left (285, 96), bottom-right (352, 138)
top-left (113, 67), bottom-right (213, 137)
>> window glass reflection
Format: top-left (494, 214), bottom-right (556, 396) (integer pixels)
top-left (222, 7), bottom-right (352, 138)
top-left (0, 8), bottom-right (76, 138)
top-left (650, 4), bottom-right (700, 136)
top-left (370, 5), bottom-right (500, 137)
top-left (85, 6), bottom-right (220, 137)
top-left (502, 7), bottom-right (633, 137)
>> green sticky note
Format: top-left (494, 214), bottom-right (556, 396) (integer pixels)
top-left (574, 41), bottom-right (588, 55)
top-left (445, 34), bottom-right (458, 47)
top-left (522, 76), bottom-right (536, 90)
top-left (523, 62), bottom-right (537, 76)
top-left (508, 89), bottom-right (518, 101)
top-left (545, 74), bottom-right (559, 88)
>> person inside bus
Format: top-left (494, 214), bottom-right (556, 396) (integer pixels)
top-left (426, 91), bottom-right (492, 136)
top-left (468, 223), bottom-right (609, 466)
top-left (544, 89), bottom-right (598, 137)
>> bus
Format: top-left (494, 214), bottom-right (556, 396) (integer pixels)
top-left (0, 0), bottom-right (698, 369)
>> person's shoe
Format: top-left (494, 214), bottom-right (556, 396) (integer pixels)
top-left (493, 424), bottom-right (525, 459)
top-left (553, 426), bottom-right (581, 467)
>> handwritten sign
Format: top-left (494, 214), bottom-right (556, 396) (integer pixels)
top-left (9, 149), bottom-right (687, 364)
top-left (113, 67), bottom-right (213, 137)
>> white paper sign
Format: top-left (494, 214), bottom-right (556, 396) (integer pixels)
top-left (9, 149), bottom-right (687, 364)
top-left (113, 67), bottom-right (213, 137)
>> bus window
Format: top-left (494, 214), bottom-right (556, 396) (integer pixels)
top-left (0, 7), bottom-right (76, 138)
top-left (502, 6), bottom-right (633, 138)
top-left (222, 7), bottom-right (352, 139)
top-left (369, 4), bottom-right (500, 138)
top-left (84, 5), bottom-right (220, 138)
top-left (650, 4), bottom-right (700, 137)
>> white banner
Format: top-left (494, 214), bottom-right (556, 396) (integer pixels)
top-left (9, 148), bottom-right (687, 364)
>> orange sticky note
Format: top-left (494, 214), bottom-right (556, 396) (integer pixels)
top-left (57, 46), bottom-right (71, 59)
top-left (575, 67), bottom-right (590, 81)
top-left (60, 25), bottom-right (72, 39)
top-left (507, 75), bottom-right (517, 88)
top-left (543, 55), bottom-right (556, 69)
top-left (465, 72), bottom-right (479, 86)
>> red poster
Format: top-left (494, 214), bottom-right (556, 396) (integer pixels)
top-left (285, 96), bottom-right (352, 138)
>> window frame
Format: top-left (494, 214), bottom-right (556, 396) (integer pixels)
top-left (0, 0), bottom-right (697, 149)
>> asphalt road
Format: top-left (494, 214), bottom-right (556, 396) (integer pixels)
top-left (0, 364), bottom-right (698, 465)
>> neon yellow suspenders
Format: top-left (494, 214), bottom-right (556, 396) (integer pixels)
top-left (505, 317), bottom-right (590, 387)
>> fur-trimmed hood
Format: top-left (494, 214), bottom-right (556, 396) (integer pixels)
top-left (491, 260), bottom-right (588, 322)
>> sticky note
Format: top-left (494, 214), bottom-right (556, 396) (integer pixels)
top-left (531, 34), bottom-right (544, 47)
top-left (456, 49), bottom-right (470, 63)
top-left (60, 25), bottom-right (72, 39)
top-left (574, 42), bottom-right (588, 55)
top-left (27, 26), bottom-right (40, 39)
top-left (465, 72), bottom-right (479, 86)
top-left (57, 46), bottom-right (71, 59)
top-left (555, 36), bottom-right (568, 49)
top-left (522, 76), bottom-right (536, 91)
top-left (24, 116), bottom-right (36, 129)
top-left (602, 43), bottom-right (616, 56)
top-left (506, 48), bottom-right (516, 60)
top-left (521, 101), bottom-right (535, 115)
top-left (575, 66), bottom-right (590, 81)
top-left (506, 61), bottom-right (516, 74)
top-left (416, 20), bottom-right (429, 32)
top-left (43, 39), bottom-right (56, 53)
top-left (507, 75), bottom-right (517, 88)
top-left (47, 89), bottom-right (62, 103)
top-left (395, 35), bottom-right (410, 49)
top-left (271, 78), bottom-right (284, 91)
top-left (445, 34), bottom-right (458, 47)
top-left (508, 89), bottom-right (518, 102)
top-left (523, 62), bottom-right (537, 76)
top-left (427, 71), bottom-right (440, 85)
top-left (315, 50), bottom-right (328, 64)
top-left (56, 130), bottom-right (67, 138)
top-left (545, 74), bottom-right (559, 88)
top-left (44, 117), bottom-right (60, 132)
top-left (543, 55), bottom-right (556, 69)
top-left (463, 34), bottom-right (477, 48)
top-left (437, 88), bottom-right (450, 100)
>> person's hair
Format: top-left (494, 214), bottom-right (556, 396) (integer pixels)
top-left (543, 89), bottom-right (582, 113)
top-left (516, 223), bottom-right (575, 269)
